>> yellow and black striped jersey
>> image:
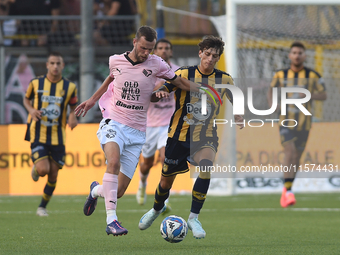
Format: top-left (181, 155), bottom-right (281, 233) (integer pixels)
top-left (25, 75), bottom-right (78, 146)
top-left (163, 65), bottom-right (234, 143)
top-left (270, 67), bottom-right (325, 131)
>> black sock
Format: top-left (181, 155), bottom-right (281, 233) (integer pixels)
top-left (191, 159), bottom-right (212, 214)
top-left (39, 181), bottom-right (56, 208)
top-left (153, 183), bottom-right (170, 211)
top-left (284, 178), bottom-right (294, 191)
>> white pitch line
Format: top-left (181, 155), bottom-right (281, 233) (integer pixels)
top-left (1, 207), bottom-right (340, 214)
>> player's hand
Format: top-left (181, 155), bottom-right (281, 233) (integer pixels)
top-left (29, 109), bottom-right (43, 121)
top-left (155, 91), bottom-right (169, 99)
top-left (74, 99), bottom-right (96, 117)
top-left (68, 113), bottom-right (78, 130)
top-left (234, 115), bottom-right (244, 129)
top-left (151, 90), bottom-right (169, 102)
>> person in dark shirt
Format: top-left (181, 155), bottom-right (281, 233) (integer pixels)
top-left (94, 0), bottom-right (137, 45)
top-left (9, 0), bottom-right (61, 46)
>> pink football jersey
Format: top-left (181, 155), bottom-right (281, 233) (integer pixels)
top-left (98, 52), bottom-right (176, 132)
top-left (147, 62), bottom-right (180, 127)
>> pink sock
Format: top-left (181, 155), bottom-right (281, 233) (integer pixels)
top-left (103, 173), bottom-right (118, 211)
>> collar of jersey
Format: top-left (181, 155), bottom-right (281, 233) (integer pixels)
top-left (124, 52), bottom-right (144, 66)
top-left (197, 65), bottom-right (215, 76)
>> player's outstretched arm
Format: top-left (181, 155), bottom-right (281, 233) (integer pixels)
top-left (170, 77), bottom-right (223, 106)
top-left (171, 76), bottom-right (200, 92)
top-left (75, 75), bottom-right (114, 117)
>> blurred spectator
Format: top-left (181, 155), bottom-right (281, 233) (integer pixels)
top-left (0, 0), bottom-right (14, 15)
top-left (8, 0), bottom-right (61, 46)
top-left (49, 0), bottom-right (81, 46)
top-left (0, 0), bottom-right (16, 46)
top-left (93, 0), bottom-right (137, 46)
top-left (60, 0), bottom-right (80, 15)
top-left (184, 0), bottom-right (214, 36)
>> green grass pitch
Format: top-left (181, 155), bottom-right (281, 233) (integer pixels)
top-left (1, 193), bottom-right (340, 255)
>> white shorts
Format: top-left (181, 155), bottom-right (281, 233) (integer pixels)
top-left (142, 125), bottom-right (168, 158)
top-left (97, 119), bottom-right (146, 179)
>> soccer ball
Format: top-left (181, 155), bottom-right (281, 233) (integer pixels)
top-left (160, 215), bottom-right (188, 243)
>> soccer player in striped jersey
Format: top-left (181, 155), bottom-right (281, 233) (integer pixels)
top-left (136, 38), bottom-right (179, 208)
top-left (24, 51), bottom-right (78, 216)
top-left (267, 42), bottom-right (327, 208)
top-left (76, 26), bottom-right (207, 236)
top-left (138, 35), bottom-right (244, 239)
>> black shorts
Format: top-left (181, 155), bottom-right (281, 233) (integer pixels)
top-left (162, 137), bottom-right (219, 177)
top-left (30, 142), bottom-right (66, 169)
top-left (279, 127), bottom-right (310, 151)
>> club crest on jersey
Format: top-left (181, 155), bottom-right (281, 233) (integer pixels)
top-left (106, 129), bottom-right (116, 139)
top-left (143, 69), bottom-right (152, 77)
top-left (60, 90), bottom-right (65, 96)
top-left (33, 152), bottom-right (39, 159)
top-left (162, 164), bottom-right (168, 172)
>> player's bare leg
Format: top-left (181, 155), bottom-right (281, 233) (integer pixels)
top-left (36, 160), bottom-right (59, 217)
top-left (137, 155), bottom-right (154, 205)
top-left (33, 158), bottom-right (50, 181)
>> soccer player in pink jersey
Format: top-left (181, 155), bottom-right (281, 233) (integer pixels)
top-left (75, 26), bottom-right (208, 236)
top-left (136, 38), bottom-right (179, 208)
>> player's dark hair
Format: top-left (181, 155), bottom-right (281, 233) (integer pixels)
top-left (198, 35), bottom-right (225, 56)
top-left (155, 38), bottom-right (172, 50)
top-left (136, 26), bottom-right (157, 42)
top-left (290, 41), bottom-right (306, 51)
top-left (48, 51), bottom-right (63, 59)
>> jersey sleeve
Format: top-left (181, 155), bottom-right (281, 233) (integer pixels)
top-left (69, 84), bottom-right (78, 106)
top-left (270, 72), bottom-right (280, 88)
top-left (25, 81), bottom-right (35, 100)
top-left (163, 68), bottom-right (184, 92)
top-left (109, 55), bottom-right (116, 78)
top-left (157, 58), bottom-right (177, 81)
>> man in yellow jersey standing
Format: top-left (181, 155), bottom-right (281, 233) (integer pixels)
top-left (267, 42), bottom-right (327, 208)
top-left (23, 52), bottom-right (78, 216)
